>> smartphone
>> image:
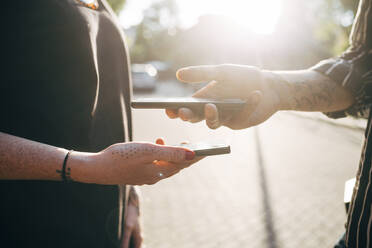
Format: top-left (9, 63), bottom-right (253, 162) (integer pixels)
top-left (131, 97), bottom-right (246, 112)
top-left (178, 142), bottom-right (231, 156)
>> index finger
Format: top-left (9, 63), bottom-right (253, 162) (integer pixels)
top-left (136, 144), bottom-right (195, 164)
top-left (176, 65), bottom-right (220, 83)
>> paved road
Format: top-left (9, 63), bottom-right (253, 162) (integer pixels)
top-left (132, 84), bottom-right (365, 248)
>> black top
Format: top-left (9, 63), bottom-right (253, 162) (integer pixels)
top-left (0, 0), bottom-right (132, 247)
top-left (312, 0), bottom-right (372, 246)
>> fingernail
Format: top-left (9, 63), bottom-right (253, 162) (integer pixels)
top-left (185, 150), bottom-right (195, 160)
top-left (176, 69), bottom-right (188, 78)
top-left (205, 104), bottom-right (216, 118)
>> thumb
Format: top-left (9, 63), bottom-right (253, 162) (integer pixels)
top-left (192, 80), bottom-right (221, 99)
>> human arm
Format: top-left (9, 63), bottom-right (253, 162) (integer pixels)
top-left (166, 0), bottom-right (372, 129)
top-left (120, 137), bottom-right (187, 248)
top-left (121, 186), bottom-right (142, 248)
top-left (121, 137), bottom-right (169, 248)
top-left (166, 65), bottom-right (355, 129)
top-left (0, 132), bottom-right (197, 185)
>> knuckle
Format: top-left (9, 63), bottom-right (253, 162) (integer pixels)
top-left (159, 149), bottom-right (172, 161)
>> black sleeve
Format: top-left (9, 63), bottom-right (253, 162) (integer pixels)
top-left (311, 0), bottom-right (372, 118)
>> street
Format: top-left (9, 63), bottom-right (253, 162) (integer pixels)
top-left (132, 82), bottom-right (365, 248)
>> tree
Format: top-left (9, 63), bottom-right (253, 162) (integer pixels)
top-left (106, 0), bottom-right (126, 13)
top-left (130, 0), bottom-right (180, 63)
top-left (314, 0), bottom-right (359, 55)
top-left (128, 0), bottom-right (360, 71)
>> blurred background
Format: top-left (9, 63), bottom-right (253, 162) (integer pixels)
top-left (107, 0), bottom-right (364, 247)
top-left (110, 0), bottom-right (358, 90)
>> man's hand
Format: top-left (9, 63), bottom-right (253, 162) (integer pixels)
top-left (166, 64), bottom-right (282, 130)
top-left (121, 186), bottom-right (142, 248)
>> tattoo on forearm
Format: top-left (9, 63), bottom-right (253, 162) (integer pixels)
top-left (56, 151), bottom-right (74, 182)
top-left (110, 143), bottom-right (182, 162)
top-left (56, 167), bottom-right (73, 182)
top-left (268, 72), bottom-right (337, 111)
top-left (65, 167), bottom-right (72, 181)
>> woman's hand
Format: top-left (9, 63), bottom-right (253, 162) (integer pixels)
top-left (121, 186), bottom-right (142, 248)
top-left (166, 64), bottom-right (282, 130)
top-left (70, 138), bottom-right (198, 185)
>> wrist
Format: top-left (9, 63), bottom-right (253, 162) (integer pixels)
top-left (262, 70), bottom-right (293, 111)
top-left (68, 151), bottom-right (100, 184)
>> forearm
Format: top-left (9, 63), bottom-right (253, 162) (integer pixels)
top-left (0, 132), bottom-right (196, 185)
top-left (263, 70), bottom-right (355, 112)
top-left (0, 132), bottom-right (95, 182)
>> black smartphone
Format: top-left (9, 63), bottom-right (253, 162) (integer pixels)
top-left (131, 97), bottom-right (246, 112)
top-left (178, 142), bottom-right (231, 156)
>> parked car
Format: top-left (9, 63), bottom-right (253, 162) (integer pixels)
top-left (147, 61), bottom-right (172, 79)
top-left (131, 63), bottom-right (158, 92)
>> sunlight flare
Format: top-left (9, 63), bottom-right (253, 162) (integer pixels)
top-left (177, 0), bottom-right (282, 34)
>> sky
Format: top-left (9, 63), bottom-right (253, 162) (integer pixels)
top-left (119, 0), bottom-right (283, 34)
